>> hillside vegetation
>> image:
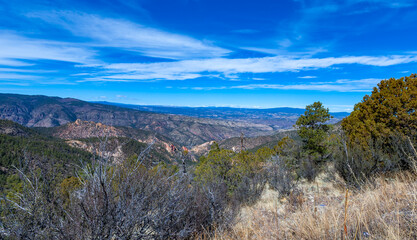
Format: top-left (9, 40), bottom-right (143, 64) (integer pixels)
top-left (0, 120), bottom-right (92, 195)
top-left (211, 172), bottom-right (417, 239)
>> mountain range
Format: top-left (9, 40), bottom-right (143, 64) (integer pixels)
top-left (0, 93), bottom-right (349, 148)
top-left (0, 93), bottom-right (276, 146)
top-left (95, 102), bottom-right (349, 130)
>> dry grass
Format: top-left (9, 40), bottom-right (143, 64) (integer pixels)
top-left (207, 172), bottom-right (417, 240)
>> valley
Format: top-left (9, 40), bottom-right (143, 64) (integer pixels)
top-left (0, 93), bottom-right (349, 164)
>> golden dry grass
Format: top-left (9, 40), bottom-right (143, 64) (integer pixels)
top-left (208, 172), bottom-right (417, 240)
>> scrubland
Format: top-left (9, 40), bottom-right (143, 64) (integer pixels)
top-left (209, 170), bottom-right (417, 240)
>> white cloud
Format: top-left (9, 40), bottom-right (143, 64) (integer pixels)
top-left (240, 47), bottom-right (282, 55)
top-left (0, 68), bottom-right (36, 73)
top-left (298, 75), bottom-right (317, 79)
top-left (0, 32), bottom-right (96, 66)
top-left (84, 54), bottom-right (417, 81)
top-left (30, 11), bottom-right (231, 60)
top-left (191, 86), bottom-right (227, 90)
top-left (240, 47), bottom-right (326, 56)
top-left (234, 78), bottom-right (381, 92)
top-left (0, 68), bottom-right (56, 74)
top-left (0, 73), bottom-right (42, 80)
top-left (0, 58), bottom-right (33, 67)
top-left (350, 0), bottom-right (415, 8)
top-left (189, 78), bottom-right (382, 92)
top-left (80, 73), bottom-right (202, 82)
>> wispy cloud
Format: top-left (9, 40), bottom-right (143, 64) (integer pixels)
top-left (0, 1), bottom-right (415, 100)
top-left (295, 0), bottom-right (416, 14)
top-left (349, 0), bottom-right (415, 8)
top-left (0, 32), bottom-right (97, 66)
top-left (191, 78), bottom-right (382, 92)
top-left (0, 68), bottom-right (56, 73)
top-left (82, 54), bottom-right (417, 81)
top-left (0, 73), bottom-right (44, 86)
top-left (281, 0), bottom-right (416, 57)
top-left (0, 73), bottom-right (42, 79)
top-left (0, 81), bottom-right (31, 86)
top-left (0, 58), bottom-right (33, 67)
top-left (232, 78), bottom-right (381, 92)
top-left (0, 68), bottom-right (35, 73)
top-left (29, 11), bottom-right (231, 60)
top-left (240, 47), bottom-right (327, 57)
top-left (79, 73), bottom-right (203, 82)
top-left (298, 75), bottom-right (317, 79)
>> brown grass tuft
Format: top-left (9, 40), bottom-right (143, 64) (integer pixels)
top-left (209, 172), bottom-right (417, 240)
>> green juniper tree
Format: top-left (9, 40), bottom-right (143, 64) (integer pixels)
top-left (296, 101), bottom-right (333, 156)
top-left (340, 74), bottom-right (417, 179)
top-left (295, 102), bottom-right (333, 180)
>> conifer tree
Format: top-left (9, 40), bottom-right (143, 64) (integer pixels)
top-left (295, 101), bottom-right (333, 157)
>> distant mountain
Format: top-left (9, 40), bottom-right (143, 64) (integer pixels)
top-left (95, 102), bottom-right (350, 129)
top-left (0, 93), bottom-right (275, 146)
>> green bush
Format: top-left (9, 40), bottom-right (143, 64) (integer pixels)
top-left (195, 142), bottom-right (267, 204)
top-left (341, 74), bottom-right (417, 180)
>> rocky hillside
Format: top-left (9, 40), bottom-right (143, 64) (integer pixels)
top-left (64, 137), bottom-right (176, 166)
top-left (41, 119), bottom-right (124, 139)
top-left (37, 119), bottom-right (181, 161)
top-left (0, 119), bottom-right (183, 169)
top-left (0, 93), bottom-right (275, 146)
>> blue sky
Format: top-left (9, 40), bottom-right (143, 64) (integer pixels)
top-left (0, 0), bottom-right (416, 111)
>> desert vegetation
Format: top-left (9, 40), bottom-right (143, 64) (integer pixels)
top-left (210, 171), bottom-right (417, 240)
top-left (0, 74), bottom-right (416, 239)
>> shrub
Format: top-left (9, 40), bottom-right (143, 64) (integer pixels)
top-left (0, 142), bottom-right (239, 239)
top-left (341, 74), bottom-right (417, 178)
top-left (194, 143), bottom-right (267, 205)
top-left (267, 155), bottom-right (296, 196)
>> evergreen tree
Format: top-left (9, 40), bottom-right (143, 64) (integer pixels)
top-left (295, 101), bottom-right (333, 157)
